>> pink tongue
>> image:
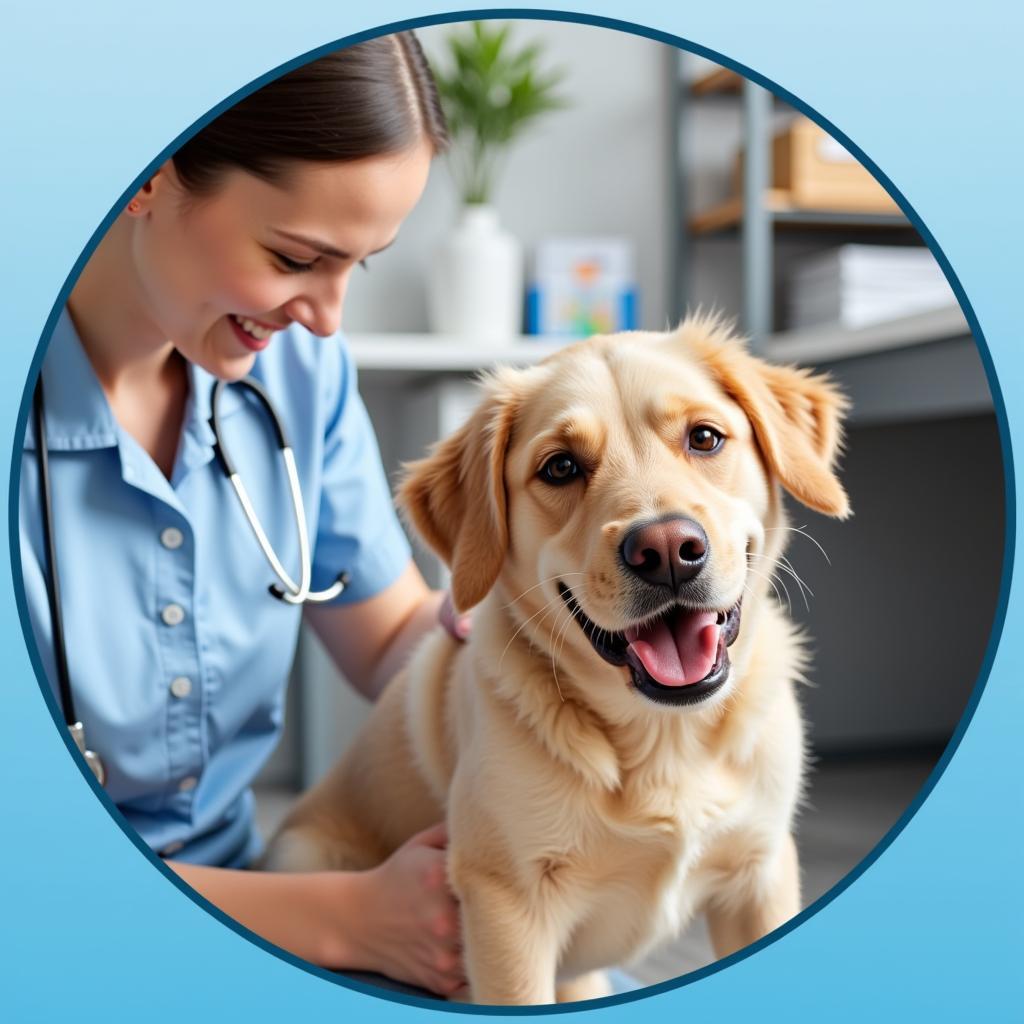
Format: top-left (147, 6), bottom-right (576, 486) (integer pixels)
top-left (625, 611), bottom-right (721, 687)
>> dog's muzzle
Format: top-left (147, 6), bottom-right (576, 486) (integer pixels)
top-left (558, 582), bottom-right (742, 707)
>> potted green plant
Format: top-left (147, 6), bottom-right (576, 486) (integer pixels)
top-left (428, 22), bottom-right (568, 341)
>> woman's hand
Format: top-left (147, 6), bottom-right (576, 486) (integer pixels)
top-left (438, 590), bottom-right (472, 642)
top-left (345, 823), bottom-right (465, 995)
top-left (171, 822), bottom-right (465, 997)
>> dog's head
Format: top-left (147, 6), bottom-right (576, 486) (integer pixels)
top-left (400, 317), bottom-right (848, 711)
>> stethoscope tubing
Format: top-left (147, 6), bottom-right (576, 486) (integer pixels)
top-left (210, 378), bottom-right (348, 604)
top-left (33, 377), bottom-right (106, 785)
top-left (33, 377), bottom-right (77, 727)
top-left (30, 371), bottom-right (349, 789)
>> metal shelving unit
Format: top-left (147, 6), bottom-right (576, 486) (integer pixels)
top-left (669, 54), bottom-right (918, 350)
top-left (666, 56), bottom-right (1000, 759)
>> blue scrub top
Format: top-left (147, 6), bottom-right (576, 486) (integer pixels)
top-left (19, 308), bottom-right (412, 867)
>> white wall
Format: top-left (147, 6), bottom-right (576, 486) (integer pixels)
top-left (341, 19), bottom-right (675, 334)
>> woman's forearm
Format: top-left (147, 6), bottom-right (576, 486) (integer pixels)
top-left (367, 590), bottom-right (445, 696)
top-left (167, 862), bottom-right (364, 968)
top-left (304, 563), bottom-right (449, 701)
top-left (167, 825), bottom-right (466, 996)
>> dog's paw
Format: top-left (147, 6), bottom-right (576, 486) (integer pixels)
top-left (556, 970), bottom-right (613, 1003)
top-left (259, 829), bottom-right (331, 872)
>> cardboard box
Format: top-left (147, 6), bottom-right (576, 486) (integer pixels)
top-left (736, 117), bottom-right (900, 213)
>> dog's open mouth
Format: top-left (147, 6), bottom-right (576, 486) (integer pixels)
top-left (558, 582), bottom-right (742, 706)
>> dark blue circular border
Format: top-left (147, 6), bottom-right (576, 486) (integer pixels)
top-left (7, 7), bottom-right (1015, 1017)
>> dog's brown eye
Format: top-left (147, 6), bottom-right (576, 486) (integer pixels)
top-left (688, 426), bottom-right (724, 454)
top-left (540, 453), bottom-right (581, 485)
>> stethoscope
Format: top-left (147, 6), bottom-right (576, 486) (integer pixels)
top-left (32, 375), bottom-right (349, 787)
top-left (208, 376), bottom-right (349, 605)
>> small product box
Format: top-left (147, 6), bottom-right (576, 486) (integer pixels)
top-left (527, 238), bottom-right (637, 337)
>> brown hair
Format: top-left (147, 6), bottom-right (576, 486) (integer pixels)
top-left (172, 31), bottom-right (448, 195)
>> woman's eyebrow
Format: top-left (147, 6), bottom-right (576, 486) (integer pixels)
top-left (270, 228), bottom-right (397, 259)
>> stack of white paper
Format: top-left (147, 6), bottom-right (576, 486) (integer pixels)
top-left (788, 245), bottom-right (956, 330)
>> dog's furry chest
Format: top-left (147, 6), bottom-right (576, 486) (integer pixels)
top-left (550, 767), bottom-right (748, 977)
top-left (411, 620), bottom-right (804, 988)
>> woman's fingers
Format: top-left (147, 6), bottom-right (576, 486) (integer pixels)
top-left (429, 943), bottom-right (468, 997)
top-left (353, 822), bottom-right (465, 996)
top-left (408, 820), bottom-right (449, 850)
top-left (438, 590), bottom-right (472, 641)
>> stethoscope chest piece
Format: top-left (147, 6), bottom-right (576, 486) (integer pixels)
top-left (69, 721), bottom-right (106, 786)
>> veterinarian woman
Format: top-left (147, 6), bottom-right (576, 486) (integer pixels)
top-left (19, 33), bottom-right (468, 997)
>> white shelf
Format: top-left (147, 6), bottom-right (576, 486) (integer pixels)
top-left (766, 304), bottom-right (970, 365)
top-left (347, 307), bottom-right (971, 376)
top-left (346, 334), bottom-right (570, 372)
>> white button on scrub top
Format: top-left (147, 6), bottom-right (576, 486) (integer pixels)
top-left (178, 776), bottom-right (198, 792)
top-left (169, 676), bottom-right (192, 699)
top-left (161, 603), bottom-right (185, 627)
top-left (160, 526), bottom-right (185, 550)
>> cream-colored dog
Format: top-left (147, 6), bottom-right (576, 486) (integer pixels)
top-left (265, 317), bottom-right (849, 1004)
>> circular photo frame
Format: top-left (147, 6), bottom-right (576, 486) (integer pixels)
top-left (7, 10), bottom-right (1012, 1017)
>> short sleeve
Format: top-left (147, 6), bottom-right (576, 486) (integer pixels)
top-left (310, 340), bottom-right (412, 603)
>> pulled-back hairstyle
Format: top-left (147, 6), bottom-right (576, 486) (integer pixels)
top-left (172, 31), bottom-right (448, 195)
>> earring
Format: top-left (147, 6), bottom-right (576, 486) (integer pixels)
top-left (127, 199), bottom-right (141, 214)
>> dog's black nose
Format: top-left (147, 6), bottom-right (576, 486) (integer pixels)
top-left (620, 516), bottom-right (709, 590)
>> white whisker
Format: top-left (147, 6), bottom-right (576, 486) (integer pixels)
top-left (765, 524), bottom-right (831, 566)
top-left (744, 562), bottom-right (788, 612)
top-left (748, 551), bottom-right (812, 610)
top-left (773, 565), bottom-right (808, 612)
top-left (498, 595), bottom-right (562, 670)
top-left (502, 572), bottom-right (587, 610)
top-left (549, 606), bottom-right (573, 702)
top-left (557, 606), bottom-right (581, 696)
top-left (777, 554), bottom-right (814, 602)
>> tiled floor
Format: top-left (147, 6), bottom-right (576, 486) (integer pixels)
top-left (254, 752), bottom-right (938, 989)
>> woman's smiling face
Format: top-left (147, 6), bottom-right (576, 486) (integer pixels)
top-left (129, 142), bottom-right (433, 379)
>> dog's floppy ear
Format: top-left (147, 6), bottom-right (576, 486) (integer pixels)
top-left (683, 321), bottom-right (850, 517)
top-left (398, 369), bottom-right (523, 612)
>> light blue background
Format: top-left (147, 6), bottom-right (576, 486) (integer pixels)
top-left (2, 1), bottom-right (1020, 1019)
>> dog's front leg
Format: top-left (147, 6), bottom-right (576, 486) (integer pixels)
top-left (454, 864), bottom-right (559, 1005)
top-left (705, 832), bottom-right (801, 959)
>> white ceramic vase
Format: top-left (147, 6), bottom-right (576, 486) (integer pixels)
top-left (429, 204), bottom-right (523, 343)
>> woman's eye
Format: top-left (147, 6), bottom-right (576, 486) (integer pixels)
top-left (688, 426), bottom-right (724, 454)
top-left (273, 251), bottom-right (317, 274)
top-left (540, 453), bottom-right (581, 485)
